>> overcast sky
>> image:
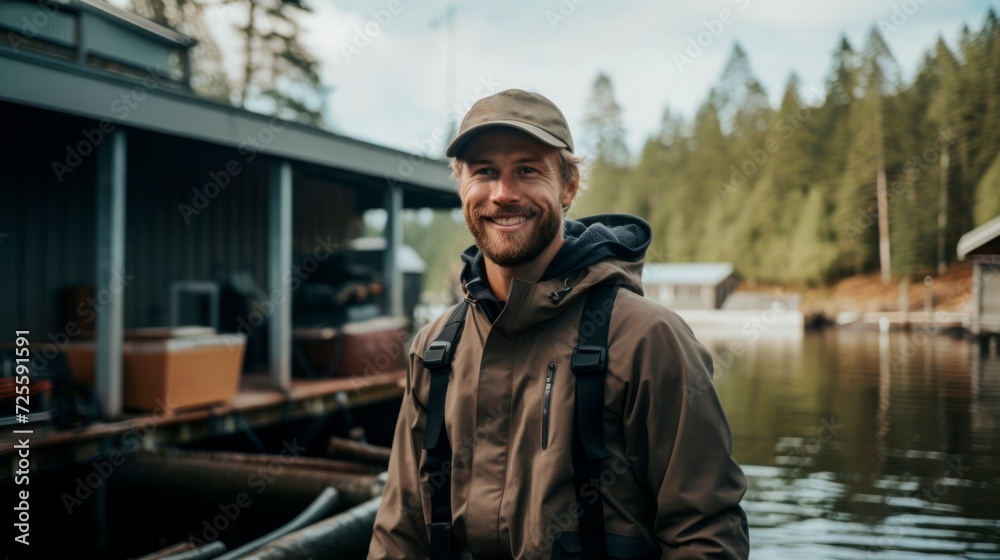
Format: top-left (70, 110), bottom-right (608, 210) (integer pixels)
top-left (198, 0), bottom-right (995, 160)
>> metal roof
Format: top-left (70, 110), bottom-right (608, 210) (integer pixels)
top-left (957, 214), bottom-right (1000, 260)
top-left (0, 47), bottom-right (458, 200)
top-left (642, 262), bottom-right (736, 286)
top-left (58, 0), bottom-right (196, 46)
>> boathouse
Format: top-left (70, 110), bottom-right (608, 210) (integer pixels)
top-left (641, 262), bottom-right (740, 310)
top-left (957, 215), bottom-right (1000, 335)
top-left (1, 1), bottom-right (458, 556)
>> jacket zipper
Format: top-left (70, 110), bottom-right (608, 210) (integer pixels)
top-left (542, 361), bottom-right (556, 449)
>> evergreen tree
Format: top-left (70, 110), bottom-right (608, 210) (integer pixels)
top-left (226, 0), bottom-right (327, 126)
top-left (960, 11), bottom-right (1000, 229)
top-left (125, 0), bottom-right (328, 126)
top-left (127, 0), bottom-right (232, 100)
top-left (975, 154), bottom-right (1000, 226)
top-left (927, 38), bottom-right (962, 273)
top-left (837, 28), bottom-right (903, 283)
top-left (709, 43), bottom-right (771, 137)
top-left (575, 73), bottom-right (631, 218)
top-left (582, 72), bottom-right (629, 166)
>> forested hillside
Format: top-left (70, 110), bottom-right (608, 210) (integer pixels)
top-left (571, 10), bottom-right (999, 286)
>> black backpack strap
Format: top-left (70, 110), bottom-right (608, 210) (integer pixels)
top-left (571, 283), bottom-right (619, 560)
top-left (422, 300), bottom-right (469, 560)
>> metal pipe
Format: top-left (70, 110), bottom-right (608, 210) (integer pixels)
top-left (237, 497), bottom-right (382, 560)
top-left (328, 436), bottom-right (391, 466)
top-left (159, 448), bottom-right (381, 474)
top-left (116, 453), bottom-right (381, 508)
top-left (137, 541), bottom-right (195, 559)
top-left (213, 487), bottom-right (339, 560)
top-left (161, 541), bottom-right (228, 560)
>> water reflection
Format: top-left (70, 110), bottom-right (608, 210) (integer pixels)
top-left (703, 329), bottom-right (1000, 559)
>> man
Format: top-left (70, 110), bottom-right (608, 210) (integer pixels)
top-left (368, 89), bottom-right (749, 559)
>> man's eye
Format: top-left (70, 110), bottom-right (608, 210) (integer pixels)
top-left (518, 167), bottom-right (537, 174)
top-left (474, 168), bottom-right (495, 176)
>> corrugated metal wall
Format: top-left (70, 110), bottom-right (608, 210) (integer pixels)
top-left (0, 107), bottom-right (98, 339)
top-left (1, 103), bottom-right (364, 341)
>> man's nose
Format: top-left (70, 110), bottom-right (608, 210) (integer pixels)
top-left (489, 172), bottom-right (521, 205)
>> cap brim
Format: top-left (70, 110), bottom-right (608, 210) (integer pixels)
top-left (445, 120), bottom-right (568, 158)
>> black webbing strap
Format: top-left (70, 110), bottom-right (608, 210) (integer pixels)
top-left (571, 283), bottom-right (619, 560)
top-left (422, 300), bottom-right (469, 560)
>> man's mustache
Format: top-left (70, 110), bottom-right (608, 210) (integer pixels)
top-left (473, 206), bottom-right (536, 219)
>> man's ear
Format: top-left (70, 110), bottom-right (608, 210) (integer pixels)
top-left (560, 175), bottom-right (580, 209)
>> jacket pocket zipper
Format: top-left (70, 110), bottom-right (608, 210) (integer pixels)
top-left (542, 361), bottom-right (556, 449)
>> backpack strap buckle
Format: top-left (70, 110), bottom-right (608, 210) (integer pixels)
top-left (572, 344), bottom-right (607, 374)
top-left (424, 340), bottom-right (453, 371)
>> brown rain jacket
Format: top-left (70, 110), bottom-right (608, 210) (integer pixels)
top-left (368, 214), bottom-right (749, 559)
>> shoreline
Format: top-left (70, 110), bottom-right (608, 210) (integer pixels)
top-left (730, 261), bottom-right (983, 335)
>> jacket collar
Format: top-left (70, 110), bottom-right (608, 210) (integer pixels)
top-left (458, 214), bottom-right (652, 329)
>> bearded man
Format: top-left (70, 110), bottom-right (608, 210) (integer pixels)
top-left (368, 89), bottom-right (750, 560)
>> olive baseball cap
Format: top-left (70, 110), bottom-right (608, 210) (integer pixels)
top-left (445, 89), bottom-right (574, 158)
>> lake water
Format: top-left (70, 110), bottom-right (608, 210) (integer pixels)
top-left (703, 328), bottom-right (1000, 559)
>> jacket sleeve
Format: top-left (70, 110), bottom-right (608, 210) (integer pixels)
top-left (626, 313), bottom-right (750, 559)
top-left (367, 343), bottom-right (431, 560)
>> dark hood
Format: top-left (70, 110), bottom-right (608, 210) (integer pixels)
top-left (459, 214), bottom-right (652, 320)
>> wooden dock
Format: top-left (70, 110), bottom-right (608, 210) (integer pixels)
top-left (0, 370), bottom-right (404, 480)
top-left (836, 310), bottom-right (970, 331)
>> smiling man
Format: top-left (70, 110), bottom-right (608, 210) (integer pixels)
top-left (368, 89), bottom-right (749, 560)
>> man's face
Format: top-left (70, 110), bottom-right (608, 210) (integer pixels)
top-left (456, 128), bottom-right (578, 268)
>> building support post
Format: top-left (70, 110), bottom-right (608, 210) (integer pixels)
top-left (95, 129), bottom-right (127, 420)
top-left (383, 185), bottom-right (404, 318)
top-left (268, 160), bottom-right (292, 389)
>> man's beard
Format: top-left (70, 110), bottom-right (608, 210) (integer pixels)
top-left (464, 204), bottom-right (562, 267)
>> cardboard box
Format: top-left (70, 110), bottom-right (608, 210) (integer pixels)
top-left (64, 333), bottom-right (245, 412)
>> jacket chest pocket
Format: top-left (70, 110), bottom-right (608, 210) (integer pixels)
top-left (542, 361), bottom-right (557, 449)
